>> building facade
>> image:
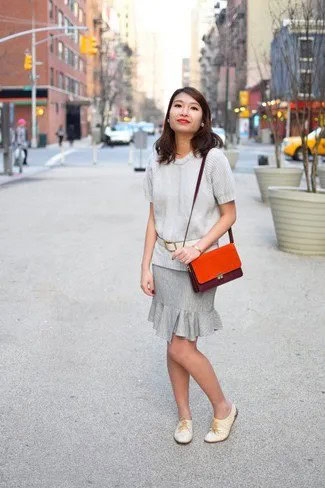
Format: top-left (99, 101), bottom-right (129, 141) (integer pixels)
top-left (199, 0), bottom-right (294, 139)
top-left (182, 58), bottom-right (190, 87)
top-left (190, 0), bottom-right (216, 90)
top-left (271, 19), bottom-right (325, 135)
top-left (0, 0), bottom-right (93, 144)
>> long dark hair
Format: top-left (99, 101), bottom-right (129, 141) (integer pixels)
top-left (155, 86), bottom-right (223, 164)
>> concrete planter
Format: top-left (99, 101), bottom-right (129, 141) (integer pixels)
top-left (268, 186), bottom-right (325, 255)
top-left (224, 149), bottom-right (239, 170)
top-left (319, 165), bottom-right (325, 189)
top-left (254, 166), bottom-right (303, 204)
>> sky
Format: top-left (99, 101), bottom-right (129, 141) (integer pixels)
top-left (134, 0), bottom-right (197, 109)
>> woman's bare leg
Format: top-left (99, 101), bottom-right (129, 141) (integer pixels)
top-left (167, 334), bottom-right (232, 419)
top-left (166, 338), bottom-right (198, 420)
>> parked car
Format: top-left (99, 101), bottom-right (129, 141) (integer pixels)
top-left (212, 127), bottom-right (226, 144)
top-left (282, 128), bottom-right (325, 160)
top-left (104, 124), bottom-right (132, 145)
top-left (138, 122), bottom-right (155, 135)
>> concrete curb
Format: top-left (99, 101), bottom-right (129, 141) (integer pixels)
top-left (0, 149), bottom-right (75, 187)
top-left (45, 149), bottom-right (75, 167)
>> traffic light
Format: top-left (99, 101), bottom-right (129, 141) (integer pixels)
top-left (89, 36), bottom-right (98, 55)
top-left (79, 35), bottom-right (98, 55)
top-left (80, 35), bottom-right (87, 54)
top-left (24, 54), bottom-right (32, 70)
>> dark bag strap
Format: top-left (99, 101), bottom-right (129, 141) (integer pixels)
top-left (182, 151), bottom-right (234, 247)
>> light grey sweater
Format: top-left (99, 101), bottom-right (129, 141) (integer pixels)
top-left (143, 148), bottom-right (236, 271)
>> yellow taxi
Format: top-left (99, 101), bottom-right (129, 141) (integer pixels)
top-left (282, 128), bottom-right (325, 160)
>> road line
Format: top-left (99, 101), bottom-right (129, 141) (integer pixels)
top-left (45, 149), bottom-right (76, 167)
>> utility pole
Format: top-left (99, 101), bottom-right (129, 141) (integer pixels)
top-left (30, 0), bottom-right (37, 148)
top-left (224, 9), bottom-right (230, 148)
top-left (31, 25), bottom-right (37, 147)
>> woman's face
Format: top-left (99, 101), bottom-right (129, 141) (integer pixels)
top-left (168, 92), bottom-right (203, 135)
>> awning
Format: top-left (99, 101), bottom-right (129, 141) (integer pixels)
top-left (0, 98), bottom-right (47, 106)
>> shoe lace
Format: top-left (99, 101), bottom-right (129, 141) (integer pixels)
top-left (211, 419), bottom-right (220, 434)
top-left (177, 418), bottom-right (190, 432)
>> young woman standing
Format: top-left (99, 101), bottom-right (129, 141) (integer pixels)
top-left (141, 87), bottom-right (238, 444)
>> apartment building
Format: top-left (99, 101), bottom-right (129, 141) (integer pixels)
top-left (0, 0), bottom-right (92, 144)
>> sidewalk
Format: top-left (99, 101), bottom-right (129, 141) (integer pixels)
top-left (0, 163), bottom-right (323, 488)
top-left (0, 137), bottom-right (90, 186)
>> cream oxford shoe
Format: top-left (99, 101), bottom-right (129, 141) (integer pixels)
top-left (174, 418), bottom-right (193, 444)
top-left (204, 404), bottom-right (238, 443)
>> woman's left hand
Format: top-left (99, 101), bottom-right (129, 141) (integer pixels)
top-left (171, 246), bottom-right (201, 265)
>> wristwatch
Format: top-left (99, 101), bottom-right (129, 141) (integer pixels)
top-left (193, 245), bottom-right (202, 254)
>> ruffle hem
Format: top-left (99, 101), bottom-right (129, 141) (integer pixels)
top-left (148, 299), bottom-right (223, 344)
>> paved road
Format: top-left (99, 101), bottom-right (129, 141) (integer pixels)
top-left (0, 151), bottom-right (324, 488)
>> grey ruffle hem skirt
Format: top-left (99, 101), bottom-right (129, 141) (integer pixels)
top-left (148, 264), bottom-right (223, 343)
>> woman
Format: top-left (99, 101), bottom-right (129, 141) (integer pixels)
top-left (141, 87), bottom-right (238, 445)
top-left (15, 119), bottom-right (29, 165)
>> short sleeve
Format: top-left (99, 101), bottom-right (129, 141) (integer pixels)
top-left (143, 159), bottom-right (153, 202)
top-left (206, 149), bottom-right (236, 204)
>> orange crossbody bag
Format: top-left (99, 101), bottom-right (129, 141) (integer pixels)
top-left (183, 152), bottom-right (243, 293)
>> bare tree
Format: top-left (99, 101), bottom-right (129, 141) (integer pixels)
top-left (252, 47), bottom-right (284, 168)
top-left (98, 38), bottom-right (133, 138)
top-left (139, 97), bottom-right (164, 125)
top-left (270, 0), bottom-right (325, 192)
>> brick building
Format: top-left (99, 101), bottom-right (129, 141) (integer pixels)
top-left (0, 0), bottom-right (93, 144)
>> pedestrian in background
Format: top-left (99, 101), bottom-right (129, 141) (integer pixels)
top-left (141, 86), bottom-right (238, 445)
top-left (56, 125), bottom-right (65, 146)
top-left (67, 124), bottom-right (75, 146)
top-left (15, 118), bottom-right (29, 165)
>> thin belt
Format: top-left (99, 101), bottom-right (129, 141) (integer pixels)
top-left (157, 235), bottom-right (199, 252)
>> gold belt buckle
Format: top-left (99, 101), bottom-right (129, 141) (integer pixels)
top-left (164, 240), bottom-right (177, 252)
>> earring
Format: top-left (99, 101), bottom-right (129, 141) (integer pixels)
top-left (201, 122), bottom-right (204, 127)
top-left (167, 118), bottom-right (170, 123)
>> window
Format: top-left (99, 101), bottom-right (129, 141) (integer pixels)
top-left (79, 58), bottom-right (83, 72)
top-left (299, 38), bottom-right (313, 59)
top-left (55, 103), bottom-right (59, 114)
top-left (58, 41), bottom-right (64, 60)
top-left (58, 72), bottom-right (64, 89)
top-left (58, 10), bottom-right (63, 26)
top-left (79, 8), bottom-right (83, 23)
top-left (49, 34), bottom-right (54, 53)
top-left (64, 17), bottom-right (69, 34)
top-left (64, 46), bottom-right (69, 64)
top-left (299, 72), bottom-right (312, 95)
top-left (299, 59), bottom-right (312, 71)
top-left (49, 0), bottom-right (53, 19)
top-left (50, 67), bottom-right (54, 86)
top-left (74, 1), bottom-right (79, 18)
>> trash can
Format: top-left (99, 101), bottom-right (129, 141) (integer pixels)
top-left (258, 155), bottom-right (269, 166)
top-left (38, 133), bottom-right (47, 147)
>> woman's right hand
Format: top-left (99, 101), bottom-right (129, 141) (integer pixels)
top-left (141, 268), bottom-right (155, 297)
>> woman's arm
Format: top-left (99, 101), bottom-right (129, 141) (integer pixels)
top-left (141, 203), bottom-right (157, 296)
top-left (195, 200), bottom-right (236, 253)
top-left (172, 201), bottom-right (236, 264)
